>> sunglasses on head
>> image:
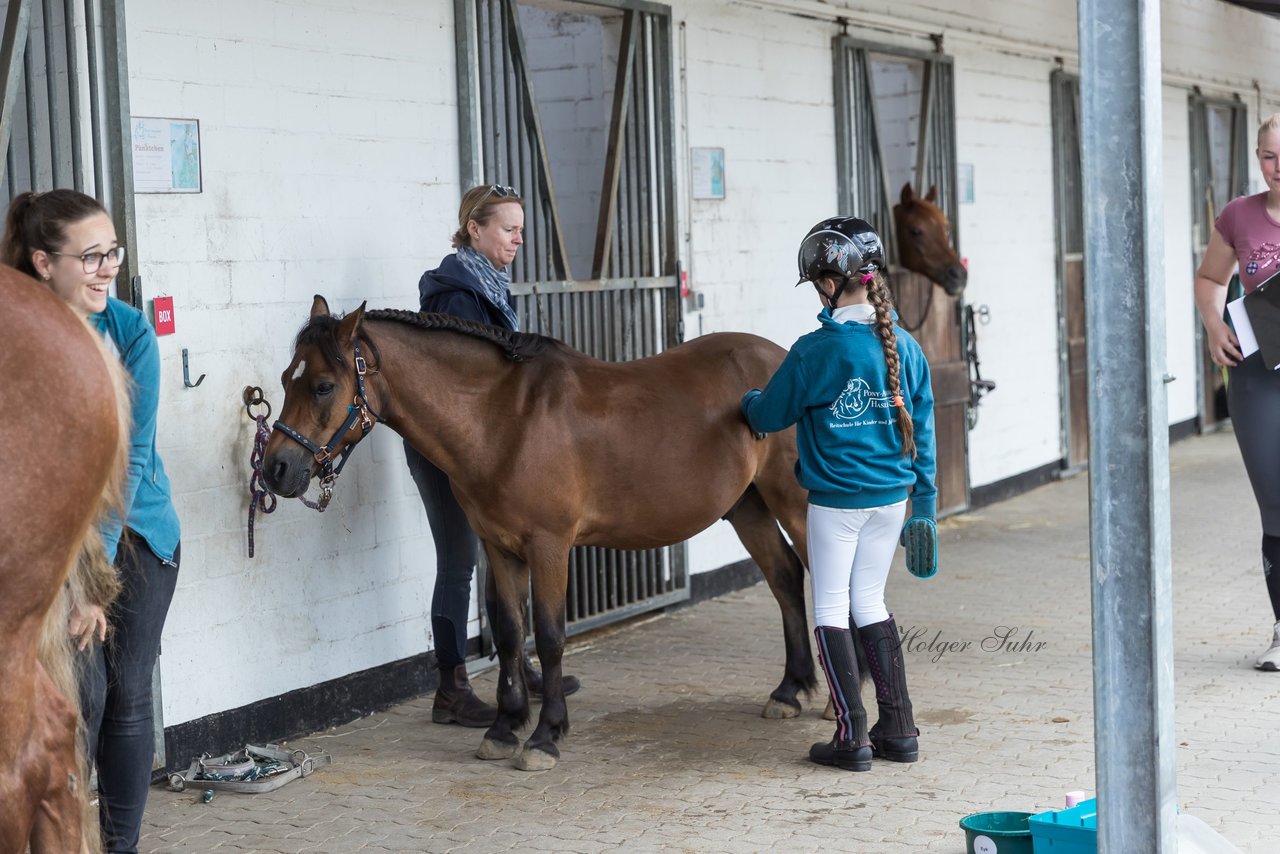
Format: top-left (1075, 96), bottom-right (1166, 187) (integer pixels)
top-left (478, 183), bottom-right (518, 203)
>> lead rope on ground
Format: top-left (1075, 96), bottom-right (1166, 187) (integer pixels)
top-left (243, 386), bottom-right (278, 557)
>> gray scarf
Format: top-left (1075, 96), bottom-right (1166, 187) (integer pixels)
top-left (456, 245), bottom-right (520, 331)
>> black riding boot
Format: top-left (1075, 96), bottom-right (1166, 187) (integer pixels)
top-left (810, 626), bottom-right (873, 771)
top-left (858, 616), bottom-right (920, 762)
top-left (522, 653), bottom-right (581, 698)
top-left (431, 665), bottom-right (498, 727)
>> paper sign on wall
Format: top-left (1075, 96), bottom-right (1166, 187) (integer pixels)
top-left (132, 117), bottom-right (202, 194)
top-left (153, 296), bottom-right (176, 336)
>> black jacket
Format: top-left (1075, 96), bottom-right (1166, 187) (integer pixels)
top-left (417, 252), bottom-right (517, 331)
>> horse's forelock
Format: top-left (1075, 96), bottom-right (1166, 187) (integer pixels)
top-left (294, 314), bottom-right (348, 373)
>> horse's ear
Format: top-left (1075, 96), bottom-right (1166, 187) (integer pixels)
top-left (336, 301), bottom-right (367, 346)
top-left (900, 182), bottom-right (915, 204)
top-left (311, 295), bottom-right (331, 318)
top-left (925, 185), bottom-right (939, 204)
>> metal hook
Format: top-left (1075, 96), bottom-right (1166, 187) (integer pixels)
top-left (182, 349), bottom-right (205, 389)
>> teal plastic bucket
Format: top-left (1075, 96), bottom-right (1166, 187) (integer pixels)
top-left (959, 811), bottom-right (1035, 854)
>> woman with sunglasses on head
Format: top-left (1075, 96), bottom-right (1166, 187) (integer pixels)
top-left (405, 183), bottom-right (579, 727)
top-left (2, 189), bottom-right (181, 853)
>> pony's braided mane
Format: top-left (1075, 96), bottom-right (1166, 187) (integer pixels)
top-left (296, 309), bottom-right (553, 368)
top-left (364, 309), bottom-right (552, 361)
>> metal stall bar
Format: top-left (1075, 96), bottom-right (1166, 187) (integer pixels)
top-left (1077, 0), bottom-right (1176, 850)
top-left (0, 0), bottom-right (32, 187)
top-left (63, 0), bottom-right (81, 190)
top-left (592, 9), bottom-right (634, 278)
top-left (100, 0), bottom-right (138, 306)
top-left (83, 0), bottom-right (103, 197)
top-left (40, 0), bottom-right (60, 186)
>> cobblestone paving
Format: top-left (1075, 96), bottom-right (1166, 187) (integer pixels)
top-left (140, 430), bottom-right (1280, 852)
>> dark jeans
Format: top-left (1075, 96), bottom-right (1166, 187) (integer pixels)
top-left (80, 535), bottom-right (179, 854)
top-left (404, 441), bottom-right (482, 669)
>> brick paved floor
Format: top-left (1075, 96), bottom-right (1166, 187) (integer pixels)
top-left (140, 430), bottom-right (1280, 852)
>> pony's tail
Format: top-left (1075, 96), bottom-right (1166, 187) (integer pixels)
top-left (36, 323), bottom-right (130, 854)
top-left (864, 274), bottom-right (916, 459)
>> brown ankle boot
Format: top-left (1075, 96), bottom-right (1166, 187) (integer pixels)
top-left (431, 664), bottom-right (497, 727)
top-left (522, 653), bottom-right (581, 698)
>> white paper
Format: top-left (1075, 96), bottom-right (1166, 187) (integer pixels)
top-left (1227, 296), bottom-right (1259, 357)
top-left (1226, 294), bottom-right (1280, 369)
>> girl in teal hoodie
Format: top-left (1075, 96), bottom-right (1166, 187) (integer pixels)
top-left (742, 216), bottom-right (936, 772)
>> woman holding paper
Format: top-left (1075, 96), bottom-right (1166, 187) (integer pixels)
top-left (1194, 112), bottom-right (1280, 671)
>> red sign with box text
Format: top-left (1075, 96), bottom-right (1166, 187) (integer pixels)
top-left (153, 296), bottom-right (175, 336)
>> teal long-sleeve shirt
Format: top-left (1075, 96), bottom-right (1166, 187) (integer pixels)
top-left (741, 307), bottom-right (937, 517)
top-left (92, 297), bottom-right (181, 563)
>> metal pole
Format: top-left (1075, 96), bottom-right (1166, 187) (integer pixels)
top-left (1077, 1), bottom-right (1176, 850)
top-left (99, 0), bottom-right (138, 307)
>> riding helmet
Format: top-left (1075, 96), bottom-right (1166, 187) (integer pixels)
top-left (795, 216), bottom-right (885, 285)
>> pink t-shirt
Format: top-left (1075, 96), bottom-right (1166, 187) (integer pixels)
top-left (1215, 192), bottom-right (1280, 293)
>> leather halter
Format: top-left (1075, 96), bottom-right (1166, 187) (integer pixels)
top-left (271, 340), bottom-right (379, 511)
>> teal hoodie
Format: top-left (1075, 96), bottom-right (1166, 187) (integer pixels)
top-left (92, 296), bottom-right (181, 563)
top-left (741, 307), bottom-right (937, 517)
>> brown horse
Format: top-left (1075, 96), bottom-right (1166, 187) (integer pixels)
top-left (894, 182), bottom-right (967, 295)
top-left (263, 297), bottom-right (816, 771)
top-left (0, 267), bottom-right (128, 852)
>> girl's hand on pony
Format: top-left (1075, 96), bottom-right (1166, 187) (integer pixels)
top-left (900, 516), bottom-right (938, 579)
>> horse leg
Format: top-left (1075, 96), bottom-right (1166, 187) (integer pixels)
top-left (28, 666), bottom-right (83, 854)
top-left (515, 541), bottom-right (571, 772)
top-left (475, 546), bottom-right (530, 761)
top-left (724, 485), bottom-right (816, 719)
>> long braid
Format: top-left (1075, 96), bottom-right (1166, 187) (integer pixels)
top-left (864, 273), bottom-right (916, 458)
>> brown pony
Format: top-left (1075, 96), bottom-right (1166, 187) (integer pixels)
top-left (263, 297), bottom-right (816, 771)
top-left (0, 267), bottom-right (127, 852)
top-left (895, 182), bottom-right (967, 295)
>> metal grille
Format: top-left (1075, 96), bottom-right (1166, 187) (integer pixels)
top-left (456, 0), bottom-right (686, 639)
top-left (1051, 72), bottom-right (1084, 255)
top-left (0, 0), bottom-right (138, 303)
top-left (834, 39), bottom-right (959, 265)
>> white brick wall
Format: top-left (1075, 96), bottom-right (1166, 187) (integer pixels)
top-left (128, 0), bottom-right (460, 725)
top-left (126, 0), bottom-right (1280, 725)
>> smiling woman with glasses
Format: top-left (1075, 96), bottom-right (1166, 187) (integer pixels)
top-left (403, 182), bottom-right (581, 727)
top-left (1, 187), bottom-right (181, 852)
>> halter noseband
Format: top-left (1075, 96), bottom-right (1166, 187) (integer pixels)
top-left (272, 339), bottom-right (380, 511)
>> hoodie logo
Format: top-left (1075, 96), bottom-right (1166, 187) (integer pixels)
top-left (830, 378), bottom-right (894, 420)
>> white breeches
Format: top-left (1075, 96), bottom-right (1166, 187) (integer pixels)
top-left (807, 500), bottom-right (907, 629)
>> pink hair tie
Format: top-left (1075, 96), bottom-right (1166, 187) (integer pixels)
top-left (892, 395), bottom-right (905, 408)
top-left (860, 273), bottom-right (875, 285)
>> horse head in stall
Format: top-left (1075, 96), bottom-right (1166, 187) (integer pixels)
top-left (264, 295), bottom-right (817, 772)
top-left (894, 182), bottom-right (967, 295)
top-left (0, 266), bottom-right (128, 853)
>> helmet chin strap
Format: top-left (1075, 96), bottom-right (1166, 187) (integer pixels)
top-left (814, 275), bottom-right (852, 309)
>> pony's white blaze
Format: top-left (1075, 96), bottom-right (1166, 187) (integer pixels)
top-left (290, 359), bottom-right (307, 381)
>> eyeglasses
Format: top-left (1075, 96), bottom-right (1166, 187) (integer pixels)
top-left (49, 245), bottom-right (127, 274)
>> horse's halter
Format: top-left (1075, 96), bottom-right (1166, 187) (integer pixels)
top-left (271, 339), bottom-right (381, 511)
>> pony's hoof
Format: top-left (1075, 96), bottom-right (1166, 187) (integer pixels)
top-left (822, 697), bottom-right (836, 721)
top-left (515, 745), bottom-right (558, 771)
top-left (762, 697), bottom-right (801, 719)
top-left (476, 738), bottom-right (519, 760)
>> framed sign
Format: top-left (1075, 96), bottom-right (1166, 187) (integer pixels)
top-left (132, 117), bottom-right (202, 193)
top-left (690, 147), bottom-right (725, 200)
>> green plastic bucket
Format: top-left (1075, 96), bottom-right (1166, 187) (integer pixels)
top-left (959, 811), bottom-right (1035, 854)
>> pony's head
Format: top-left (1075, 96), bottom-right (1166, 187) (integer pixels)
top-left (894, 183), bottom-right (967, 296)
top-left (263, 295), bottom-right (377, 499)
